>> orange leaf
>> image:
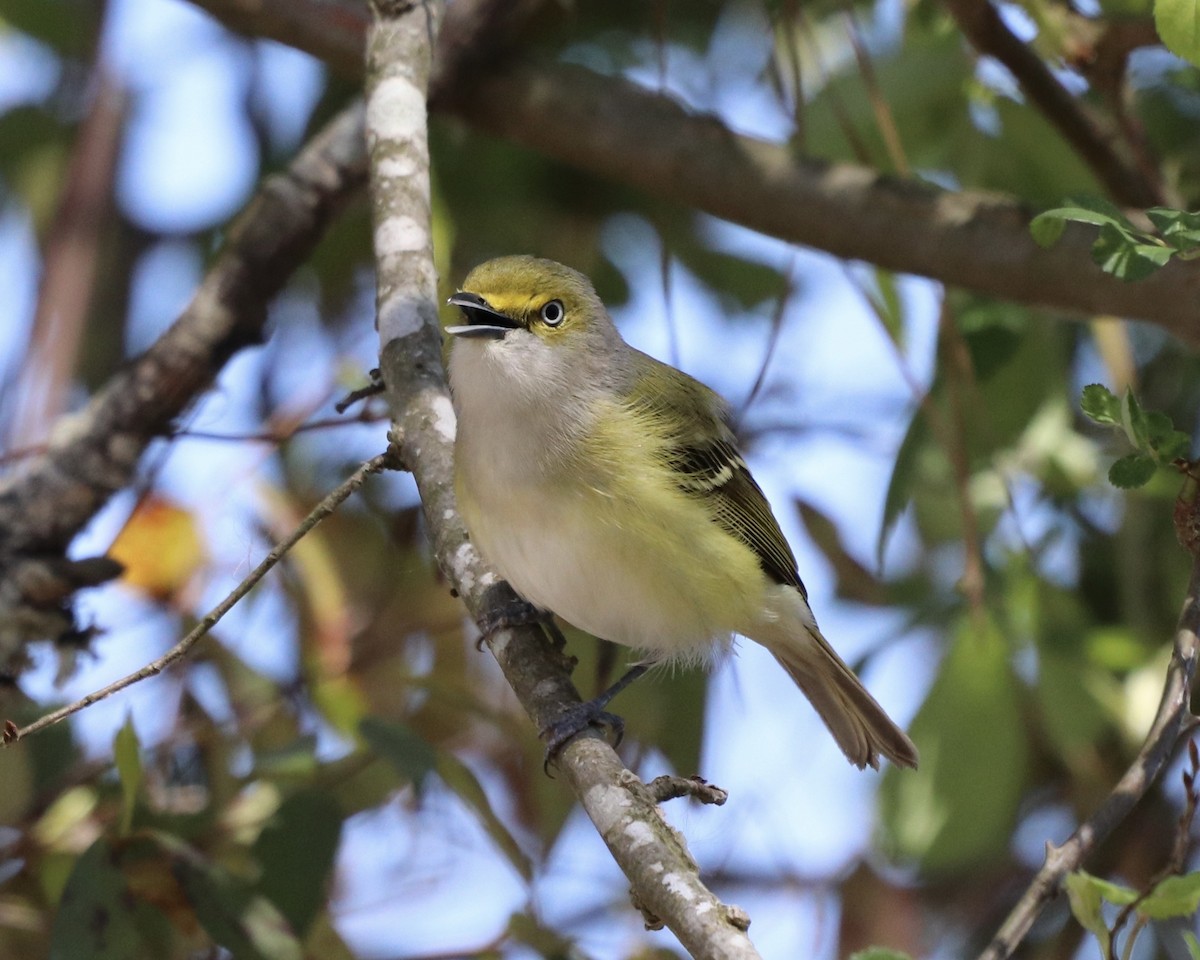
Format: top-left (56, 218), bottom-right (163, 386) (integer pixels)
top-left (109, 497), bottom-right (205, 601)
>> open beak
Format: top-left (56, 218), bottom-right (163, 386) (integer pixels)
top-left (446, 292), bottom-right (521, 339)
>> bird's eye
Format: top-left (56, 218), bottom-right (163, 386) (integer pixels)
top-left (539, 300), bottom-right (565, 326)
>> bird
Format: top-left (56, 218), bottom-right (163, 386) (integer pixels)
top-left (445, 255), bottom-right (918, 770)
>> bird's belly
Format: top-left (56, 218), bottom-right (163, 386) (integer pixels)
top-left (463, 482), bottom-right (760, 660)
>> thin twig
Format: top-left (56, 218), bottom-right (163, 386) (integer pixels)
top-left (976, 554), bottom-right (1200, 960)
top-left (646, 775), bottom-right (729, 806)
top-left (176, 410), bottom-right (387, 444)
top-left (2, 452), bottom-right (396, 745)
top-left (842, 6), bottom-right (909, 177)
top-left (738, 255), bottom-right (798, 419)
top-left (1106, 738), bottom-right (1200, 959)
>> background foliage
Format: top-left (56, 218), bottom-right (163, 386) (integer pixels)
top-left (1, 0), bottom-right (1199, 958)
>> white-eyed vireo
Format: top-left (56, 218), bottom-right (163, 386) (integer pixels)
top-left (446, 255), bottom-right (918, 770)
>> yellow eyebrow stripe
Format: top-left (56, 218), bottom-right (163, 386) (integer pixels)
top-left (472, 292), bottom-right (539, 316)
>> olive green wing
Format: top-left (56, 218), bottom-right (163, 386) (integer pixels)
top-left (628, 353), bottom-right (806, 595)
top-left (670, 434), bottom-right (807, 596)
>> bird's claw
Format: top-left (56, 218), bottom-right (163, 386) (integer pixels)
top-left (475, 596), bottom-right (564, 650)
top-left (541, 700), bottom-right (627, 772)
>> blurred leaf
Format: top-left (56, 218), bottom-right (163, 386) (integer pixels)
top-left (962, 326), bottom-right (1021, 382)
top-left (1139, 872), bottom-right (1200, 918)
top-left (0, 730), bottom-right (35, 827)
top-left (252, 790), bottom-right (342, 936)
top-left (49, 838), bottom-right (172, 960)
top-left (0, 0), bottom-right (100, 56)
top-left (158, 832), bottom-right (303, 960)
top-left (113, 716), bottom-right (142, 836)
top-left (669, 227), bottom-right (787, 309)
top-left (1036, 652), bottom-right (1117, 758)
top-left (1184, 930), bottom-right (1200, 960)
top-left (108, 496), bottom-right (206, 601)
top-left (877, 408), bottom-right (928, 565)
top-left (360, 717), bottom-right (437, 790)
top-left (299, 913), bottom-right (359, 960)
top-left (436, 753), bottom-right (533, 881)
top-left (849, 951), bottom-right (915, 960)
top-left (879, 619), bottom-right (1028, 873)
top-left (1065, 871), bottom-right (1116, 954)
top-left (202, 639), bottom-right (300, 754)
top-left (33, 786), bottom-right (97, 851)
top-left (1156, 0), bottom-right (1200, 67)
top-left (797, 498), bottom-right (884, 604)
top-left (866, 268), bottom-right (906, 345)
top-left (507, 912), bottom-right (582, 958)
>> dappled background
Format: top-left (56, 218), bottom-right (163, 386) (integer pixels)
top-left (1, 0), bottom-right (1199, 958)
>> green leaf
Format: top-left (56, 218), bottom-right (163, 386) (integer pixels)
top-left (1066, 872), bottom-right (1113, 954)
top-left (878, 618), bottom-right (1029, 873)
top-left (160, 834), bottom-right (302, 960)
top-left (1120, 388), bottom-right (1150, 450)
top-left (877, 410), bottom-right (929, 566)
top-left (1147, 207), bottom-right (1200, 250)
top-left (963, 326), bottom-right (1022, 381)
top-left (1183, 930), bottom-right (1200, 960)
top-left (113, 716), bottom-right (142, 836)
top-left (849, 950), bottom-right (915, 960)
top-left (1080, 383), bottom-right (1121, 425)
top-left (1139, 872), bottom-right (1200, 918)
top-left (359, 717), bottom-right (437, 791)
top-left (252, 790), bottom-right (343, 936)
top-left (872, 268), bottom-right (906, 345)
top-left (1092, 223), bottom-right (1172, 280)
top-left (1031, 199), bottom-right (1135, 241)
top-left (1156, 0), bottom-right (1200, 67)
top-left (1029, 211), bottom-right (1067, 247)
top-left (1108, 453), bottom-right (1157, 488)
top-left (49, 838), bottom-right (171, 960)
top-left (1142, 411), bottom-right (1192, 460)
top-left (436, 753), bottom-right (533, 881)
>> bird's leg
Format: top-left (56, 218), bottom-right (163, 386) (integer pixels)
top-left (542, 663), bottom-right (649, 761)
top-left (475, 585), bottom-right (566, 651)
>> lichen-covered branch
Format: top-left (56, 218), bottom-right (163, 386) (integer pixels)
top-left (363, 4), bottom-right (762, 957)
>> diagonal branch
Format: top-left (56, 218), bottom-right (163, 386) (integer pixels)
top-left (184, 0), bottom-right (1200, 345)
top-left (977, 552), bottom-right (1200, 960)
top-left (363, 3), bottom-right (761, 957)
top-left (0, 101), bottom-right (368, 673)
top-left (3, 452), bottom-right (396, 745)
top-left (940, 0), bottom-right (1161, 208)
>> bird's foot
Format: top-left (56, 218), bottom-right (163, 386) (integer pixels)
top-left (541, 699), bottom-right (627, 767)
top-left (540, 663), bottom-right (649, 769)
top-left (475, 591), bottom-right (565, 651)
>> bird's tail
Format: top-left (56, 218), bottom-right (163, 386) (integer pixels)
top-left (753, 589), bottom-right (919, 770)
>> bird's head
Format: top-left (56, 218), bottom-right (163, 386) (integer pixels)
top-left (446, 255), bottom-right (615, 346)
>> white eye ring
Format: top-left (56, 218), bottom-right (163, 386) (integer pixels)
top-left (540, 300), bottom-right (565, 326)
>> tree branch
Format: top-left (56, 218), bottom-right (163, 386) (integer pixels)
top-left (977, 553), bottom-right (1200, 960)
top-left (363, 4), bottom-right (761, 956)
top-left (0, 100), bottom-right (368, 674)
top-left (940, 0), bottom-right (1161, 208)
top-left (183, 0), bottom-right (1200, 346)
top-left (2, 452), bottom-right (396, 745)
